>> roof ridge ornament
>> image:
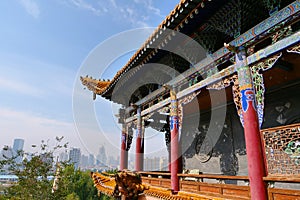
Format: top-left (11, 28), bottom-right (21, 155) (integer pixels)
top-left (80, 76), bottom-right (111, 99)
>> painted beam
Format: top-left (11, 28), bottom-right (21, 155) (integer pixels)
top-left (125, 31), bottom-right (300, 123)
top-left (126, 1), bottom-right (300, 108)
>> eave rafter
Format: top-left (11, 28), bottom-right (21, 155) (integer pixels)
top-left (80, 76), bottom-right (111, 99)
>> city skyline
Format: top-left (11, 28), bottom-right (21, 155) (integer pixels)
top-left (0, 137), bottom-right (169, 175)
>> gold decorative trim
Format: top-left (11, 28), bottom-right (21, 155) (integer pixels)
top-left (287, 43), bottom-right (300, 54)
top-left (178, 90), bottom-right (201, 128)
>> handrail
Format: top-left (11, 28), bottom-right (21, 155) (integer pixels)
top-left (178, 174), bottom-right (249, 181)
top-left (263, 176), bottom-right (300, 183)
top-left (139, 171), bottom-right (249, 181)
top-left (139, 171), bottom-right (171, 176)
top-left (260, 123), bottom-right (300, 132)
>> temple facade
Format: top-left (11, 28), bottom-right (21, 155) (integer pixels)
top-left (82, 0), bottom-right (300, 199)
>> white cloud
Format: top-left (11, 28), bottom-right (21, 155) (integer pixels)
top-left (66, 0), bottom-right (163, 28)
top-left (1, 108), bottom-right (72, 128)
top-left (109, 0), bottom-right (117, 8)
top-left (117, 0), bottom-right (162, 28)
top-left (0, 105), bottom-right (119, 157)
top-left (0, 52), bottom-right (75, 99)
top-left (0, 75), bottom-right (43, 97)
top-left (69, 0), bottom-right (107, 15)
top-left (143, 0), bottom-right (163, 18)
top-left (0, 107), bottom-right (79, 152)
top-left (19, 0), bottom-right (40, 19)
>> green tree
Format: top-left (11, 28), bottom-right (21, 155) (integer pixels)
top-left (99, 194), bottom-right (115, 200)
top-left (4, 155), bottom-right (54, 199)
top-left (0, 137), bottom-right (101, 200)
top-left (53, 164), bottom-right (100, 200)
top-left (65, 193), bottom-right (80, 200)
top-left (0, 137), bottom-right (67, 200)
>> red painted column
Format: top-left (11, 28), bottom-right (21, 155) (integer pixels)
top-left (170, 88), bottom-right (180, 193)
top-left (226, 44), bottom-right (267, 199)
top-left (120, 123), bottom-right (128, 170)
top-left (168, 147), bottom-right (171, 172)
top-left (135, 107), bottom-right (144, 171)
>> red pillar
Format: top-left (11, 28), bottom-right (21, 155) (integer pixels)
top-left (135, 107), bottom-right (144, 171)
top-left (168, 147), bottom-right (171, 172)
top-left (170, 88), bottom-right (180, 193)
top-left (120, 123), bottom-right (128, 170)
top-left (228, 44), bottom-right (267, 200)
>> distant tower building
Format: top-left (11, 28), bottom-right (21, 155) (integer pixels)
top-left (107, 155), bottom-right (118, 168)
top-left (144, 157), bottom-right (160, 171)
top-left (40, 152), bottom-right (53, 165)
top-left (13, 139), bottom-right (24, 153)
top-left (160, 157), bottom-right (168, 171)
top-left (88, 154), bottom-right (95, 167)
top-left (59, 151), bottom-right (68, 162)
top-left (80, 154), bottom-right (88, 168)
top-left (144, 157), bottom-right (150, 171)
top-left (1, 146), bottom-right (14, 173)
top-left (13, 139), bottom-right (24, 164)
top-left (1, 146), bottom-right (14, 160)
top-left (69, 148), bottom-right (81, 169)
top-left (96, 145), bottom-right (107, 167)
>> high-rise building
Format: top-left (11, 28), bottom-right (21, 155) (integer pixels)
top-left (59, 151), bottom-right (69, 162)
top-left (12, 139), bottom-right (24, 164)
top-left (144, 157), bottom-right (160, 171)
top-left (160, 157), bottom-right (168, 171)
top-left (96, 145), bottom-right (107, 167)
top-left (1, 146), bottom-right (14, 160)
top-left (88, 154), bottom-right (95, 167)
top-left (69, 148), bottom-right (81, 169)
top-left (0, 146), bottom-right (14, 174)
top-left (107, 155), bottom-right (118, 169)
top-left (80, 154), bottom-right (88, 168)
top-left (12, 139), bottom-right (24, 154)
top-left (40, 152), bottom-right (53, 166)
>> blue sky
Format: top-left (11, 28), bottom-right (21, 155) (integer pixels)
top-left (0, 0), bottom-right (179, 158)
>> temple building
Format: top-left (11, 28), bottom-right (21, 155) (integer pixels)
top-left (82, 0), bottom-right (300, 199)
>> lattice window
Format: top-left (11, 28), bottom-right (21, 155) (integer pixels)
top-left (261, 123), bottom-right (300, 175)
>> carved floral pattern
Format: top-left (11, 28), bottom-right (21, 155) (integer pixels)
top-left (287, 43), bottom-right (300, 54)
top-left (250, 53), bottom-right (282, 127)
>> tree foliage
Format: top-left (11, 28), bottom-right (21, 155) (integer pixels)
top-left (0, 137), bottom-right (100, 200)
top-left (52, 164), bottom-right (99, 200)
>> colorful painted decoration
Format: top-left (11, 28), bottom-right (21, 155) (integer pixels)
top-left (170, 116), bottom-right (179, 131)
top-left (250, 53), bottom-right (282, 127)
top-left (241, 89), bottom-right (256, 113)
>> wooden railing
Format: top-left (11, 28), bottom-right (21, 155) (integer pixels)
top-left (140, 172), bottom-right (250, 199)
top-left (140, 121), bottom-right (300, 199)
top-left (140, 171), bottom-right (248, 180)
top-left (263, 176), bottom-right (300, 183)
top-left (263, 176), bottom-right (300, 200)
top-left (140, 171), bottom-right (300, 199)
